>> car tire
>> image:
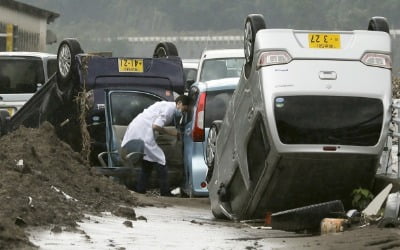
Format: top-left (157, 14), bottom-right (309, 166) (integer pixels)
top-left (0, 110), bottom-right (10, 135)
top-left (153, 42), bottom-right (179, 58)
top-left (244, 14), bottom-right (266, 78)
top-left (368, 16), bottom-right (390, 34)
top-left (205, 120), bottom-right (222, 183)
top-left (206, 120), bottom-right (222, 168)
top-left (57, 38), bottom-right (84, 92)
top-left (271, 200), bottom-right (345, 232)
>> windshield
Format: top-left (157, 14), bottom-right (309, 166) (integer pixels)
top-left (199, 58), bottom-right (244, 82)
top-left (0, 57), bottom-right (44, 94)
top-left (274, 96), bottom-right (383, 146)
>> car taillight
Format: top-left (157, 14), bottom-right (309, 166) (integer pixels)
top-left (192, 92), bottom-right (206, 142)
top-left (257, 50), bottom-right (292, 68)
top-left (361, 53), bottom-right (391, 69)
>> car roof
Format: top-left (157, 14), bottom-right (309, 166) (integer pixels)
top-left (0, 51), bottom-right (56, 59)
top-left (182, 59), bottom-right (199, 69)
top-left (195, 77), bottom-right (240, 91)
top-left (182, 59), bottom-right (200, 64)
top-left (200, 49), bottom-right (244, 60)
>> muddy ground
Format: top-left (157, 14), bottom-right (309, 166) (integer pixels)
top-left (0, 122), bottom-right (150, 250)
top-left (28, 194), bottom-right (400, 250)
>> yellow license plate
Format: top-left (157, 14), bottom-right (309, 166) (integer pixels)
top-left (118, 59), bottom-right (144, 72)
top-left (308, 33), bottom-right (341, 49)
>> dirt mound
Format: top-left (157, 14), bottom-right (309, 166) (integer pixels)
top-left (0, 122), bottom-right (141, 249)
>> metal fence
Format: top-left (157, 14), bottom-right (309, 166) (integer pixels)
top-left (0, 21), bottom-right (40, 51)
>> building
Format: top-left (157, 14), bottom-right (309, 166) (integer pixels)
top-left (0, 0), bottom-right (59, 51)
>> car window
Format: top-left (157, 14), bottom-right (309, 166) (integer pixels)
top-left (47, 59), bottom-right (57, 78)
top-left (204, 89), bottom-right (235, 127)
top-left (274, 96), bottom-right (383, 146)
top-left (184, 68), bottom-right (197, 83)
top-left (200, 58), bottom-right (244, 82)
top-left (0, 57), bottom-right (44, 93)
top-left (110, 92), bottom-right (162, 126)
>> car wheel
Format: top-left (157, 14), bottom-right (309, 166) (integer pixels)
top-left (153, 42), bottom-right (179, 58)
top-left (244, 14), bottom-right (266, 65)
top-left (57, 38), bottom-right (84, 92)
top-left (206, 120), bottom-right (223, 183)
top-left (206, 121), bottom-right (222, 168)
top-left (368, 16), bottom-right (389, 34)
top-left (271, 200), bottom-right (345, 232)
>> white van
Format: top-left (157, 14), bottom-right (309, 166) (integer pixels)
top-left (196, 49), bottom-right (244, 83)
top-left (0, 52), bottom-right (57, 116)
top-left (206, 15), bottom-right (392, 222)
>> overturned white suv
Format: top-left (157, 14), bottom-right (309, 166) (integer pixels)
top-left (206, 14), bottom-right (392, 221)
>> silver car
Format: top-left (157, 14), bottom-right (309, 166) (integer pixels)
top-left (206, 14), bottom-right (392, 221)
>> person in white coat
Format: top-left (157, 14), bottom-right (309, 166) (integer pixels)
top-left (121, 95), bottom-right (190, 196)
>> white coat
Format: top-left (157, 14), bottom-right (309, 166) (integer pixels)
top-left (121, 101), bottom-right (176, 165)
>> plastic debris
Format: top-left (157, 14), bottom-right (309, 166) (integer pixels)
top-left (362, 183), bottom-right (392, 217)
top-left (51, 186), bottom-right (78, 202)
top-left (171, 187), bottom-right (181, 196)
top-left (378, 192), bottom-right (400, 228)
top-left (320, 218), bottom-right (349, 234)
top-left (346, 209), bottom-right (361, 224)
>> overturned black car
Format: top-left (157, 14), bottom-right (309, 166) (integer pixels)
top-left (0, 39), bottom-right (186, 188)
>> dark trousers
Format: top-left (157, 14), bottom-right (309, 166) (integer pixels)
top-left (136, 160), bottom-right (170, 196)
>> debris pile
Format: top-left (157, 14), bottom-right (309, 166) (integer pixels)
top-left (393, 77), bottom-right (400, 98)
top-left (0, 122), bottom-right (141, 249)
top-left (264, 184), bottom-right (400, 234)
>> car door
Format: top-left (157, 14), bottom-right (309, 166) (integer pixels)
top-left (103, 89), bottom-right (184, 186)
top-left (103, 90), bottom-right (163, 167)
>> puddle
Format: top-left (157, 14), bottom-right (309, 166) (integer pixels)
top-left (28, 205), bottom-right (286, 249)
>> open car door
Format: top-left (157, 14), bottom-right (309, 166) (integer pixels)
top-left (97, 90), bottom-right (184, 189)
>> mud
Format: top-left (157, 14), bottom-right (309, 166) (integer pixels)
top-left (0, 122), bottom-right (144, 250)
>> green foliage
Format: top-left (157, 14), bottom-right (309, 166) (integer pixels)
top-left (351, 187), bottom-right (374, 211)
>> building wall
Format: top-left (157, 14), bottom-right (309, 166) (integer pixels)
top-left (0, 5), bottom-right (47, 51)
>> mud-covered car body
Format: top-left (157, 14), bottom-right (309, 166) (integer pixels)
top-left (6, 40), bottom-right (186, 186)
top-left (207, 15), bottom-right (392, 220)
